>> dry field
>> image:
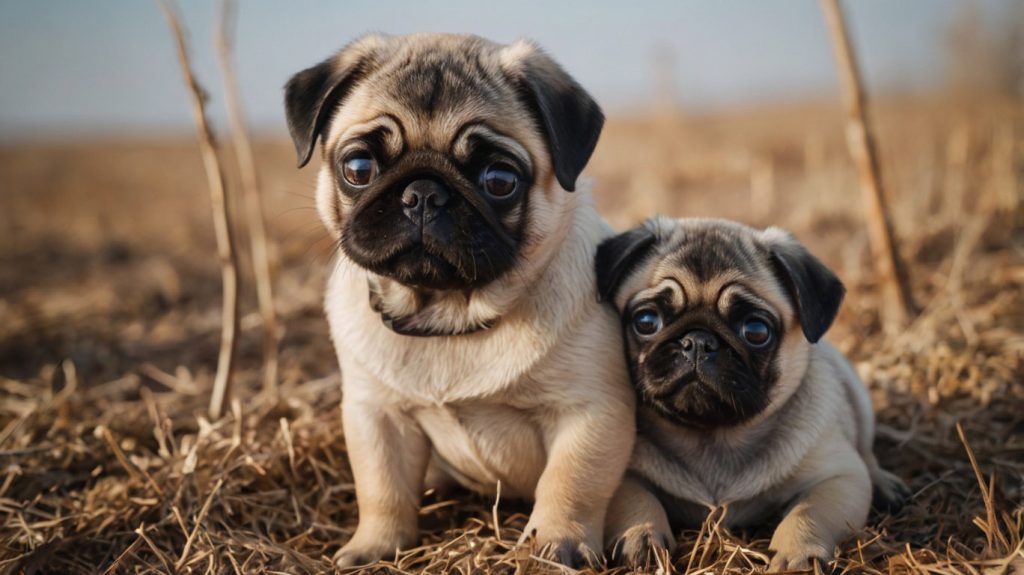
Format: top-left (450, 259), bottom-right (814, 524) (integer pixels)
top-left (0, 96), bottom-right (1021, 573)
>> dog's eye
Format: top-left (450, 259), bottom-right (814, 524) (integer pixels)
top-left (481, 163), bottom-right (518, 198)
top-left (341, 151), bottom-right (377, 187)
top-left (740, 318), bottom-right (771, 347)
top-left (632, 309), bottom-right (663, 336)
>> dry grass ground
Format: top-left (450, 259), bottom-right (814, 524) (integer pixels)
top-left (0, 96), bottom-right (1021, 574)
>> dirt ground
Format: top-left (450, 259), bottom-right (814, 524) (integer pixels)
top-left (0, 96), bottom-right (1021, 573)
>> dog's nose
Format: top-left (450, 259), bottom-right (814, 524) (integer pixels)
top-left (401, 179), bottom-right (451, 223)
top-left (680, 330), bottom-right (719, 364)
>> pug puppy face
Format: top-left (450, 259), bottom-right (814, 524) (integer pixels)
top-left (596, 217), bottom-right (846, 428)
top-left (285, 34), bottom-right (603, 335)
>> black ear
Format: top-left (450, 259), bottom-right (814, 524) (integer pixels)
top-left (596, 226), bottom-right (658, 303)
top-left (284, 38), bottom-right (381, 168)
top-left (514, 46), bottom-right (604, 191)
top-left (768, 233), bottom-right (846, 343)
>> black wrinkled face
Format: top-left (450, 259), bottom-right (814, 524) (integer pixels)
top-left (336, 119), bottom-right (532, 291)
top-left (623, 278), bottom-right (783, 428)
top-left (599, 219), bottom-right (845, 429)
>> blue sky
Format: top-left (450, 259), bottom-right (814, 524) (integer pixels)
top-left (0, 0), bottom-right (1015, 140)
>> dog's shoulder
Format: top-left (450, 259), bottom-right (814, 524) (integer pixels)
top-left (811, 340), bottom-right (874, 455)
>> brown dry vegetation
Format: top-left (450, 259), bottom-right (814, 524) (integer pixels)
top-left (0, 95), bottom-right (1021, 574)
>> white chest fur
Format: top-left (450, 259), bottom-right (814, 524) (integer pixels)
top-left (327, 263), bottom-right (557, 405)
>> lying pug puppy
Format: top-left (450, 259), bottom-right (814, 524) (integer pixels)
top-left (283, 33), bottom-right (635, 567)
top-left (594, 217), bottom-right (909, 572)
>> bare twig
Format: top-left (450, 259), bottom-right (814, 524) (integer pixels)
top-left (820, 0), bottom-right (915, 329)
top-left (95, 425), bottom-right (140, 481)
top-left (957, 422), bottom-right (1009, 554)
top-left (101, 527), bottom-right (144, 575)
top-left (158, 0), bottom-right (240, 420)
top-left (175, 478), bottom-right (225, 571)
top-left (216, 0), bottom-right (279, 397)
top-left (492, 479), bottom-right (502, 541)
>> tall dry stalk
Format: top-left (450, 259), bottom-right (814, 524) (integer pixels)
top-left (820, 0), bottom-right (915, 329)
top-left (158, 0), bottom-right (240, 420)
top-left (216, 0), bottom-right (279, 397)
top-left (750, 155), bottom-right (775, 222)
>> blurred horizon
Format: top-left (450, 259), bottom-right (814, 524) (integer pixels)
top-left (1, 0), bottom-right (1020, 142)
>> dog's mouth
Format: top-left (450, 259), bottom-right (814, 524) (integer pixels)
top-left (640, 365), bottom-right (766, 428)
top-left (380, 244), bottom-right (464, 291)
top-left (645, 370), bottom-right (731, 405)
top-left (646, 372), bottom-right (697, 400)
top-left (345, 225), bottom-right (478, 291)
top-left (342, 217), bottom-right (518, 292)
top-left (641, 353), bottom-right (720, 397)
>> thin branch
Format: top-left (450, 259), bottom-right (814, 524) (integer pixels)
top-left (100, 526), bottom-right (144, 575)
top-left (820, 0), bottom-right (915, 328)
top-left (174, 478), bottom-right (225, 571)
top-left (158, 0), bottom-right (240, 420)
top-left (492, 480), bottom-right (502, 542)
top-left (216, 0), bottom-right (279, 397)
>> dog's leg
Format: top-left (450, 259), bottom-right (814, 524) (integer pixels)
top-left (768, 449), bottom-right (871, 573)
top-left (519, 400), bottom-right (635, 567)
top-left (862, 451), bottom-right (911, 513)
top-left (604, 474), bottom-right (674, 568)
top-left (423, 454), bottom-right (458, 497)
top-left (831, 348), bottom-right (911, 514)
top-left (333, 371), bottom-right (430, 568)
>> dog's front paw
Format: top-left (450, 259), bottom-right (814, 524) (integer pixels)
top-left (767, 539), bottom-right (830, 573)
top-left (518, 518), bottom-right (600, 568)
top-left (871, 468), bottom-right (911, 513)
top-left (332, 541), bottom-right (392, 569)
top-left (332, 528), bottom-right (415, 568)
top-left (542, 537), bottom-right (600, 569)
top-left (608, 522), bottom-right (673, 569)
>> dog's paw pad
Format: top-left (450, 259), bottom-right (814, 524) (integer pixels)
top-left (608, 524), bottom-right (672, 569)
top-left (540, 538), bottom-right (599, 569)
top-left (768, 539), bottom-right (830, 573)
top-left (332, 537), bottom-right (406, 569)
top-left (768, 554), bottom-right (817, 573)
top-left (332, 550), bottom-right (377, 569)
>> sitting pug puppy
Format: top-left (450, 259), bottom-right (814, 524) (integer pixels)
top-left (284, 34), bottom-right (636, 567)
top-left (594, 217), bottom-right (909, 572)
